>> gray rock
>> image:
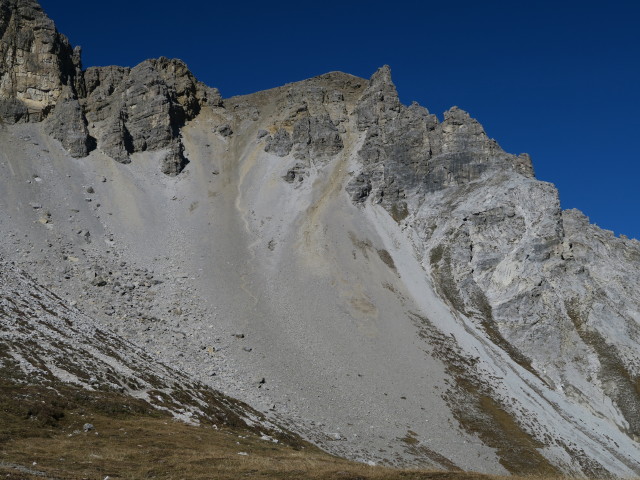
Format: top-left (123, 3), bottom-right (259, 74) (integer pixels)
top-left (81, 57), bottom-right (206, 174)
top-left (161, 142), bottom-right (189, 177)
top-left (44, 89), bottom-right (94, 158)
top-left (264, 129), bottom-right (293, 157)
top-left (283, 163), bottom-right (307, 184)
top-left (348, 66), bottom-right (534, 215)
top-left (83, 423), bottom-right (94, 432)
top-left (0, 98), bottom-right (29, 124)
top-left (0, 0), bottom-right (82, 123)
top-left (292, 113), bottom-right (343, 161)
top-left (217, 124), bottom-right (233, 137)
top-left (0, 2), bottom-right (218, 175)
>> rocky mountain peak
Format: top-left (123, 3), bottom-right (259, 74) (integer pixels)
top-left (443, 106), bottom-right (473, 124)
top-left (80, 55), bottom-right (219, 174)
top-left (0, 1), bottom-right (218, 175)
top-left (369, 64), bottom-right (393, 85)
top-left (355, 64), bottom-right (401, 130)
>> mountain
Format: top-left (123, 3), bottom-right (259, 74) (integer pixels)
top-left (1, 0), bottom-right (640, 477)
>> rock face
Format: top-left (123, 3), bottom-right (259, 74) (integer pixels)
top-left (82, 57), bottom-right (221, 174)
top-left (261, 73), bottom-right (356, 168)
top-left (350, 67), bottom-right (640, 459)
top-left (348, 66), bottom-right (534, 216)
top-left (0, 0), bottom-right (81, 123)
top-left (0, 1), bottom-right (220, 174)
top-left (43, 87), bottom-right (93, 157)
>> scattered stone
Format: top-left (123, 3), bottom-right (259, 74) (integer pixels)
top-left (284, 170), bottom-right (296, 183)
top-left (83, 423), bottom-right (94, 432)
top-left (217, 124), bottom-right (233, 137)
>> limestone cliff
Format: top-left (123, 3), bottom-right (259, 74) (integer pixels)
top-left (0, 0), bottom-right (81, 122)
top-left (0, 0), bottom-right (219, 174)
top-left (349, 66), bottom-right (640, 445)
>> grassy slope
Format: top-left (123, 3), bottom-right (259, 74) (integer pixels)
top-left (0, 371), bottom-right (506, 480)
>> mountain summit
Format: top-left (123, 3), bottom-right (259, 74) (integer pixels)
top-left (1, 0), bottom-right (640, 477)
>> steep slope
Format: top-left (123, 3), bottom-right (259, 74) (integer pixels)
top-left (1, 1), bottom-right (640, 477)
top-left (0, 255), bottom-right (294, 438)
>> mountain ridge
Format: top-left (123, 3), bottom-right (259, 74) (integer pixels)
top-left (1, 0), bottom-right (640, 477)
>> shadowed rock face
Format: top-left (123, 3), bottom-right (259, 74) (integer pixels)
top-left (82, 57), bottom-right (221, 174)
top-left (0, 0), bottom-right (81, 123)
top-left (43, 87), bottom-right (93, 157)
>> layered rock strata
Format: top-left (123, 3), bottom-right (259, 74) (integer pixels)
top-left (0, 0), bottom-right (220, 174)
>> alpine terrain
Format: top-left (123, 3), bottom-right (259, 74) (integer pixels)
top-left (1, 0), bottom-right (640, 477)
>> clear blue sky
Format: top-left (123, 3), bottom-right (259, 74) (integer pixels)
top-left (40, 0), bottom-right (640, 239)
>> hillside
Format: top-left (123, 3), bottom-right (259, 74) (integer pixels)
top-left (1, 0), bottom-right (640, 477)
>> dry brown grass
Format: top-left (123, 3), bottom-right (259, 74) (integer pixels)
top-left (0, 372), bottom-right (470, 480)
top-left (0, 412), bottom-right (489, 480)
top-left (0, 373), bottom-right (622, 480)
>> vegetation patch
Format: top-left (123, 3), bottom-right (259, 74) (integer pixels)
top-left (408, 313), bottom-right (560, 476)
top-left (376, 248), bottom-right (397, 272)
top-left (390, 201), bottom-right (409, 223)
top-left (565, 298), bottom-right (640, 439)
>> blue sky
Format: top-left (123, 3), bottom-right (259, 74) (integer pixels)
top-left (40, 0), bottom-right (640, 239)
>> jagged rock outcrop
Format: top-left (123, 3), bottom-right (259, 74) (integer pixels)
top-left (352, 66), bottom-right (640, 450)
top-left (348, 66), bottom-right (534, 216)
top-left (0, 2), bottom-right (219, 175)
top-left (0, 0), bottom-right (81, 123)
top-left (291, 112), bottom-right (343, 161)
top-left (260, 74), bottom-right (355, 166)
top-left (43, 87), bottom-right (93, 157)
top-left (2, 2), bottom-right (640, 476)
top-left (265, 128), bottom-right (293, 156)
top-left (82, 57), bottom-right (221, 173)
